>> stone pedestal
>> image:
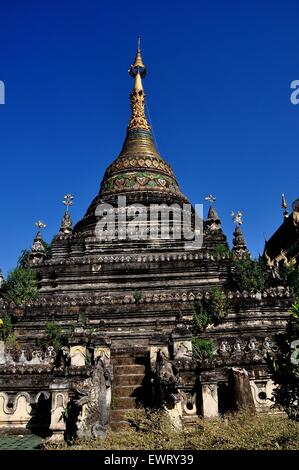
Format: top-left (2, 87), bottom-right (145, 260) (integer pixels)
top-left (49, 383), bottom-right (69, 442)
top-left (201, 384), bottom-right (218, 418)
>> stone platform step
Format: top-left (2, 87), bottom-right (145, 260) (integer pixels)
top-left (113, 385), bottom-right (142, 398)
top-left (110, 420), bottom-right (129, 432)
top-left (115, 373), bottom-right (144, 386)
top-left (114, 397), bottom-right (137, 409)
top-left (114, 364), bottom-right (145, 375)
top-left (110, 409), bottom-right (130, 421)
top-left (110, 352), bottom-right (146, 432)
top-left (111, 355), bottom-right (143, 366)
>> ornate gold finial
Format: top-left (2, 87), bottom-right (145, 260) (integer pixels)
top-left (128, 37), bottom-right (150, 131)
top-left (282, 193), bottom-right (289, 220)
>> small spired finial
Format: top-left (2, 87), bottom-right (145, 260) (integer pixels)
top-left (281, 193), bottom-right (289, 220)
top-left (128, 36), bottom-right (150, 132)
top-left (30, 220), bottom-right (47, 264)
top-left (60, 194), bottom-right (74, 235)
top-left (205, 194), bottom-right (216, 206)
top-left (205, 194), bottom-right (221, 231)
top-left (231, 210), bottom-right (243, 226)
top-left (35, 220), bottom-right (46, 230)
top-left (231, 210), bottom-right (248, 258)
top-left (63, 194), bottom-right (74, 212)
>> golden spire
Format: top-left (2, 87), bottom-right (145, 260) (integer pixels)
top-left (128, 36), bottom-right (150, 131)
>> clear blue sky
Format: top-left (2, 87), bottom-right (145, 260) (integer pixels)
top-left (0, 0), bottom-right (298, 275)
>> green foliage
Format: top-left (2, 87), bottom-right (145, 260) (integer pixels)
top-left (110, 397), bottom-right (118, 411)
top-left (0, 268), bottom-right (38, 305)
top-left (286, 267), bottom-right (299, 301)
top-left (5, 333), bottom-right (18, 349)
top-left (44, 322), bottom-right (63, 352)
top-left (193, 303), bottom-right (210, 331)
top-left (18, 250), bottom-right (31, 269)
top-left (193, 287), bottom-right (230, 333)
top-left (204, 287), bottom-right (230, 322)
top-left (0, 313), bottom-right (13, 341)
top-left (192, 337), bottom-right (214, 359)
top-left (232, 256), bottom-right (268, 292)
top-left (270, 303), bottom-right (299, 420)
top-left (212, 244), bottom-right (230, 257)
top-left (43, 411), bottom-right (299, 450)
top-left (133, 291), bottom-right (143, 303)
top-left (39, 321), bottom-right (74, 352)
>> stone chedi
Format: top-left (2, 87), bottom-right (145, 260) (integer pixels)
top-left (0, 42), bottom-right (294, 438)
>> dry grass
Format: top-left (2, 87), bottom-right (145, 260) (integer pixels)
top-left (44, 410), bottom-right (299, 450)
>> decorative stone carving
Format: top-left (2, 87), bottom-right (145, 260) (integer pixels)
top-left (248, 338), bottom-right (258, 352)
top-left (75, 359), bottom-right (111, 438)
top-left (70, 345), bottom-right (86, 367)
top-left (60, 210), bottom-right (73, 235)
top-left (94, 346), bottom-right (110, 368)
top-left (149, 346), bottom-right (169, 369)
top-left (173, 340), bottom-right (192, 359)
top-left (263, 337), bottom-right (272, 351)
top-left (49, 384), bottom-right (69, 442)
top-left (201, 384), bottom-right (218, 418)
top-left (0, 392), bottom-right (32, 429)
top-left (250, 379), bottom-right (275, 411)
top-left (233, 339), bottom-right (245, 354)
top-left (219, 340), bottom-right (231, 355)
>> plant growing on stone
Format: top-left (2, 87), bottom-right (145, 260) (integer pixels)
top-left (270, 303), bottom-right (299, 420)
top-left (232, 256), bottom-right (269, 292)
top-left (39, 321), bottom-right (75, 352)
top-left (204, 287), bottom-right (230, 322)
top-left (192, 338), bottom-right (214, 360)
top-left (133, 291), bottom-right (144, 303)
top-left (193, 303), bottom-right (210, 332)
top-left (193, 288), bottom-right (230, 332)
top-left (212, 244), bottom-right (231, 257)
top-left (286, 266), bottom-right (299, 301)
top-left (0, 313), bottom-right (13, 342)
top-left (0, 267), bottom-right (39, 305)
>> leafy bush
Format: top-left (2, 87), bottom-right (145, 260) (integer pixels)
top-left (0, 313), bottom-right (13, 341)
top-left (39, 321), bottom-right (74, 352)
top-left (205, 287), bottom-right (230, 322)
top-left (0, 268), bottom-right (38, 305)
top-left (270, 303), bottom-right (299, 420)
top-left (193, 287), bottom-right (230, 333)
top-left (192, 338), bottom-right (214, 359)
top-left (212, 244), bottom-right (230, 257)
top-left (193, 303), bottom-right (210, 331)
top-left (286, 267), bottom-right (299, 301)
top-left (232, 256), bottom-right (268, 292)
top-left (18, 250), bottom-right (31, 269)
